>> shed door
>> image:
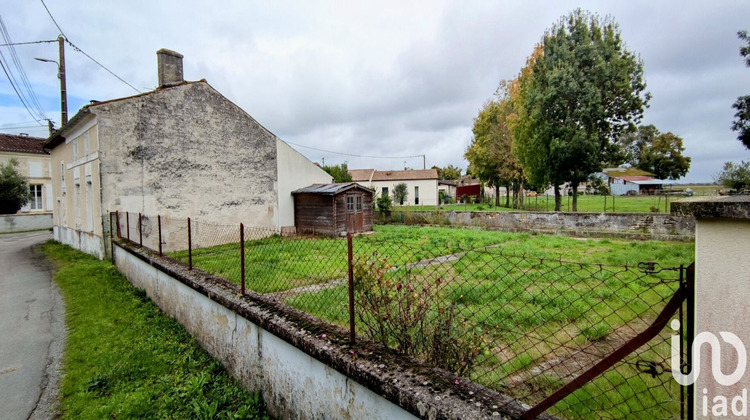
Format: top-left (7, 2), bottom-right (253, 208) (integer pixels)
top-left (345, 194), bottom-right (364, 233)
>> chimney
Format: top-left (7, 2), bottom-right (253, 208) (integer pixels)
top-left (157, 48), bottom-right (184, 87)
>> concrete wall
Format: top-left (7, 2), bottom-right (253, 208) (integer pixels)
top-left (671, 196), bottom-right (750, 418)
top-left (0, 213), bottom-right (52, 233)
top-left (275, 139), bottom-right (332, 229)
top-left (96, 82), bottom-right (279, 228)
top-left (112, 240), bottom-right (539, 420)
top-left (391, 210), bottom-right (695, 240)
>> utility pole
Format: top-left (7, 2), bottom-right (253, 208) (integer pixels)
top-left (35, 35), bottom-right (67, 127)
top-left (58, 35), bottom-right (67, 125)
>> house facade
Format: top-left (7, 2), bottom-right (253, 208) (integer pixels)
top-left (349, 168), bottom-right (439, 206)
top-left (45, 49), bottom-right (331, 259)
top-left (0, 133), bottom-right (53, 213)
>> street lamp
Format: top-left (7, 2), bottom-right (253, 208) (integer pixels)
top-left (34, 35), bottom-right (67, 126)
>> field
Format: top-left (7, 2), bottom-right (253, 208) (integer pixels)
top-left (413, 189), bottom-right (720, 213)
top-left (173, 225), bottom-right (694, 418)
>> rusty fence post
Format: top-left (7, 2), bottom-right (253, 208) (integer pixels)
top-left (138, 212), bottom-right (143, 247)
top-left (115, 210), bottom-right (121, 238)
top-left (158, 215), bottom-right (163, 257)
top-left (126, 212), bottom-right (130, 241)
top-left (347, 232), bottom-right (355, 344)
top-left (188, 217), bottom-right (192, 270)
top-left (240, 223), bottom-right (246, 295)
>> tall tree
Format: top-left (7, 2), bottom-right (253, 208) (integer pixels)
top-left (432, 165), bottom-right (462, 180)
top-left (322, 163), bottom-right (353, 183)
top-left (0, 158), bottom-right (30, 214)
top-left (618, 125), bottom-right (691, 180)
top-left (732, 30), bottom-right (750, 150)
top-left (524, 9), bottom-right (649, 211)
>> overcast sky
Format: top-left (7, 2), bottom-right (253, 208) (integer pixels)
top-left (2, 1), bottom-right (749, 183)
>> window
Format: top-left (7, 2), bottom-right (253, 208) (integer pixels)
top-left (346, 196), bottom-right (354, 211)
top-left (73, 139), bottom-right (78, 160)
top-left (415, 186), bottom-right (420, 205)
top-left (382, 187), bottom-right (388, 196)
top-left (356, 196), bottom-right (362, 211)
top-left (83, 132), bottom-right (90, 156)
top-left (29, 185), bottom-right (43, 210)
top-left (60, 162), bottom-right (66, 193)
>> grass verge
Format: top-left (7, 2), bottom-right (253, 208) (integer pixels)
top-left (41, 240), bottom-right (270, 420)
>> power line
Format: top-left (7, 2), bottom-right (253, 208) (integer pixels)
top-left (0, 15), bottom-right (48, 121)
top-left (0, 59), bottom-right (45, 125)
top-left (286, 141), bottom-right (425, 160)
top-left (39, 0), bottom-right (141, 94)
top-left (0, 39), bottom-right (57, 47)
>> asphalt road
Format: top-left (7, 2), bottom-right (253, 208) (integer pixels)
top-left (0, 231), bottom-right (64, 420)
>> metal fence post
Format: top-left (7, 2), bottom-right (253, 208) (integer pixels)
top-left (240, 223), bottom-right (245, 295)
top-left (115, 210), bottom-right (121, 238)
top-left (347, 232), bottom-right (355, 344)
top-left (126, 212), bottom-right (130, 241)
top-left (188, 217), bottom-right (192, 270)
top-left (158, 215), bottom-right (163, 257)
top-left (138, 212), bottom-right (143, 247)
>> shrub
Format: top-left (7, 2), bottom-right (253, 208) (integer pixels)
top-left (376, 194), bottom-right (392, 214)
top-left (353, 256), bottom-right (485, 375)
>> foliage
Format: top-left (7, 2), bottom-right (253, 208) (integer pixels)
top-left (0, 158), bottom-right (30, 214)
top-left (392, 182), bottom-right (408, 205)
top-left (41, 241), bottom-right (269, 420)
top-left (520, 9), bottom-right (649, 211)
top-left (376, 193), bottom-right (392, 214)
top-left (617, 125), bottom-right (691, 180)
top-left (715, 160), bottom-right (750, 191)
top-left (322, 163), bottom-right (353, 183)
top-left (353, 255), bottom-right (485, 375)
top-left (586, 175), bottom-right (610, 195)
top-left (733, 30), bottom-right (750, 150)
top-left (432, 164), bottom-right (462, 180)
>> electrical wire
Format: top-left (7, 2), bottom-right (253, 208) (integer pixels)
top-left (0, 59), bottom-right (44, 124)
top-left (39, 0), bottom-right (141, 94)
top-left (0, 40), bottom-right (57, 47)
top-left (286, 141), bottom-right (424, 160)
top-left (0, 15), bottom-right (48, 121)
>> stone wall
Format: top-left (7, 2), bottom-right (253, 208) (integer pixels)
top-left (0, 213), bottom-right (52, 233)
top-left (390, 211), bottom-right (695, 240)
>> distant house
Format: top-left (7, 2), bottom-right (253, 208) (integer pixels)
top-left (456, 175), bottom-right (482, 202)
top-left (292, 183), bottom-right (373, 236)
top-left (44, 49), bottom-right (331, 259)
top-left (0, 133), bottom-right (53, 213)
top-left (598, 168), bottom-right (674, 196)
top-left (438, 179), bottom-right (457, 203)
top-left (349, 168), bottom-right (439, 206)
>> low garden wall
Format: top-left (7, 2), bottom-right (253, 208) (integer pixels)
top-left (0, 212), bottom-right (53, 233)
top-left (112, 239), bottom-right (540, 420)
top-left (388, 211), bottom-right (695, 241)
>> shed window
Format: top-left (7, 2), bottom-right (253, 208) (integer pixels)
top-left (347, 196), bottom-right (354, 211)
top-left (356, 196), bottom-right (362, 211)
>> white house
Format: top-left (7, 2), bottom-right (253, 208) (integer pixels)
top-left (0, 133), bottom-right (53, 213)
top-left (45, 49), bottom-right (331, 258)
top-left (349, 168), bottom-right (439, 206)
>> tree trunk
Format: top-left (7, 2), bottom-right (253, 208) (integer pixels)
top-left (505, 185), bottom-right (510, 208)
top-left (571, 181), bottom-right (579, 212)
top-left (554, 184), bottom-right (562, 212)
top-left (519, 179), bottom-right (525, 210)
top-left (495, 186), bottom-right (500, 207)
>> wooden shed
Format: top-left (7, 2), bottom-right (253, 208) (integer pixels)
top-left (292, 183), bottom-right (374, 236)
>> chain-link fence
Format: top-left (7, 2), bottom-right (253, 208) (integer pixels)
top-left (111, 211), bottom-right (692, 419)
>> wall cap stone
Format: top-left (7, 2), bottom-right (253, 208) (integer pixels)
top-left (671, 196), bottom-right (750, 220)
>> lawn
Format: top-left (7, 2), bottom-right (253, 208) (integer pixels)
top-left (42, 241), bottom-right (270, 420)
top-left (170, 225), bottom-right (693, 418)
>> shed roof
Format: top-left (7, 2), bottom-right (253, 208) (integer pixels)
top-left (292, 183), bottom-right (373, 195)
top-left (0, 133), bottom-right (48, 155)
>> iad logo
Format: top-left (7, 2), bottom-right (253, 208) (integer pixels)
top-left (670, 319), bottom-right (748, 416)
